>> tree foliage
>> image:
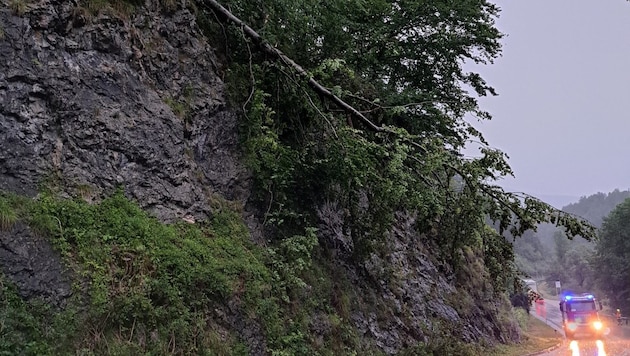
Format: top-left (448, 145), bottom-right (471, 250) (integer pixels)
top-left (512, 230), bottom-right (552, 280)
top-left (198, 0), bottom-right (596, 270)
top-left (592, 198), bottom-right (630, 312)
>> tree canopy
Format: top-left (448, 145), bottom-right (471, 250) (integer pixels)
top-left (199, 0), bottom-right (596, 264)
top-left (593, 198), bottom-right (630, 312)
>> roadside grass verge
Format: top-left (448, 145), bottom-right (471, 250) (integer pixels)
top-left (491, 315), bottom-right (562, 356)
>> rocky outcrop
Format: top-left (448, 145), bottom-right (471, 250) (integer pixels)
top-left (317, 207), bottom-right (520, 353)
top-left (0, 0), bottom-right (249, 223)
top-left (0, 222), bottom-right (71, 307)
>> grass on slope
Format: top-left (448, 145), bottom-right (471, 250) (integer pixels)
top-left (491, 315), bottom-right (562, 356)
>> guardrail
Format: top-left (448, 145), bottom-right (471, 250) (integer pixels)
top-left (545, 317), bottom-right (563, 331)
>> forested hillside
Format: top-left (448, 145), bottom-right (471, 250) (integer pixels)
top-left (0, 0), bottom-right (596, 354)
top-left (592, 196), bottom-right (630, 313)
top-left (563, 189), bottom-right (630, 228)
top-left (512, 190), bottom-right (630, 305)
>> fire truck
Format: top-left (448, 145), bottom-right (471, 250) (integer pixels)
top-left (559, 293), bottom-right (604, 339)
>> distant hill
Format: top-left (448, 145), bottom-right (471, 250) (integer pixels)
top-left (562, 189), bottom-right (630, 228)
top-left (513, 189), bottom-right (630, 279)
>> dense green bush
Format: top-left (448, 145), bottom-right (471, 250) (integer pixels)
top-left (0, 277), bottom-right (77, 355)
top-left (0, 191), bottom-right (366, 355)
top-left (0, 192), bottom-right (274, 354)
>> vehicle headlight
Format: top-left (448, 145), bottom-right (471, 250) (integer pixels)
top-left (593, 321), bottom-right (603, 330)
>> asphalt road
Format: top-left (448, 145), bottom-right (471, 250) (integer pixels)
top-left (531, 299), bottom-right (630, 356)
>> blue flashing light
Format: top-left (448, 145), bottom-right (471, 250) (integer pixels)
top-left (586, 294), bottom-right (594, 299)
top-left (565, 295), bottom-right (573, 301)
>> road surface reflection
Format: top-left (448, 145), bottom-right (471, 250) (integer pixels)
top-left (568, 339), bottom-right (607, 356)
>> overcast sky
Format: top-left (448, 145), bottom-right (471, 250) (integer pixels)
top-left (465, 0), bottom-right (630, 207)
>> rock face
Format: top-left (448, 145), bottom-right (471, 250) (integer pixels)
top-left (0, 0), bottom-right (255, 331)
top-left (0, 222), bottom-right (71, 307)
top-left (0, 0), bottom-right (249, 223)
top-left (317, 207), bottom-right (521, 353)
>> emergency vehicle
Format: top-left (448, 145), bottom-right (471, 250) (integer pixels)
top-left (559, 293), bottom-right (604, 339)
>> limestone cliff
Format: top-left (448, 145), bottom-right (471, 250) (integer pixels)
top-left (1, 0), bottom-right (246, 220)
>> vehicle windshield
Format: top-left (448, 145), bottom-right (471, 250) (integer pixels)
top-left (568, 301), bottom-right (596, 312)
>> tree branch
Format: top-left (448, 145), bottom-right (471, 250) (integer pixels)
top-left (202, 0), bottom-right (382, 132)
top-left (200, 0), bottom-right (597, 241)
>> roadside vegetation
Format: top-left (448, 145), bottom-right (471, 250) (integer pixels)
top-left (490, 312), bottom-right (562, 356)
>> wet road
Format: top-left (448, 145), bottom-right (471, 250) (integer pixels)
top-left (531, 299), bottom-right (630, 355)
top-left (541, 334), bottom-right (630, 356)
